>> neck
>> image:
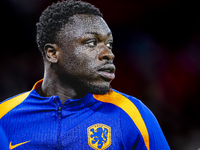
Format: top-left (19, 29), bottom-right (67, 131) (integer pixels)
top-left (38, 75), bottom-right (87, 104)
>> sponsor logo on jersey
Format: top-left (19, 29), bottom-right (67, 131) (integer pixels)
top-left (9, 140), bottom-right (30, 150)
top-left (87, 124), bottom-right (111, 150)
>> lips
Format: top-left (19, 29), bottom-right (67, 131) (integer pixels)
top-left (97, 65), bottom-right (116, 80)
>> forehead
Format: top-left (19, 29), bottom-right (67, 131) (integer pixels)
top-left (63, 14), bottom-right (112, 37)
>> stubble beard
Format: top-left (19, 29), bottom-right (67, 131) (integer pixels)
top-left (74, 78), bottom-right (111, 95)
top-left (59, 73), bottom-right (111, 96)
top-left (84, 82), bottom-right (111, 95)
top-left (57, 61), bottom-right (112, 95)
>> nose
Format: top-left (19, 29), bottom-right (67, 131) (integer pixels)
top-left (98, 46), bottom-right (115, 62)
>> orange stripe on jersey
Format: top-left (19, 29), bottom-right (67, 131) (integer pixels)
top-left (0, 79), bottom-right (43, 119)
top-left (0, 92), bottom-right (30, 119)
top-left (93, 90), bottom-right (150, 150)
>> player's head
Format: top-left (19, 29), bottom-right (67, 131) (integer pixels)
top-left (36, 0), bottom-right (103, 57)
top-left (36, 0), bottom-right (115, 95)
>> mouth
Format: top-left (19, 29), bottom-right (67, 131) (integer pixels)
top-left (97, 65), bottom-right (116, 81)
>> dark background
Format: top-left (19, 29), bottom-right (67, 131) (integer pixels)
top-left (1, 0), bottom-right (200, 149)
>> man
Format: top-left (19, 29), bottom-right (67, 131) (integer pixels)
top-left (0, 0), bottom-right (170, 150)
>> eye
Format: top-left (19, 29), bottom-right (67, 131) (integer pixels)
top-left (85, 39), bottom-right (97, 47)
top-left (106, 42), bottom-right (113, 49)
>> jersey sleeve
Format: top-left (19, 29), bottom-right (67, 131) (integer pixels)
top-left (127, 95), bottom-right (170, 150)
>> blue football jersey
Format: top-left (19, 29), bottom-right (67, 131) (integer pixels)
top-left (0, 125), bottom-right (9, 150)
top-left (0, 79), bottom-right (170, 150)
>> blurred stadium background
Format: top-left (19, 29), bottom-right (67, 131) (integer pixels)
top-left (1, 0), bottom-right (200, 149)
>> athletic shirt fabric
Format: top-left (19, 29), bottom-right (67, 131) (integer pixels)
top-left (0, 125), bottom-right (9, 150)
top-left (0, 79), bottom-right (170, 150)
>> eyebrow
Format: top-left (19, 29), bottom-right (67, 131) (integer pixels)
top-left (85, 31), bottom-right (112, 37)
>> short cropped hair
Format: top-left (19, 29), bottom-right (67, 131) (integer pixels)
top-left (36, 0), bottom-right (102, 58)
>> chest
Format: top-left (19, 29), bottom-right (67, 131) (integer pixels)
top-left (1, 104), bottom-right (128, 150)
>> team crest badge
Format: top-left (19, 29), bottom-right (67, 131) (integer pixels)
top-left (87, 124), bottom-right (111, 150)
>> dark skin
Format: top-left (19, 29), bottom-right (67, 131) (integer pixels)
top-left (37, 14), bottom-right (115, 104)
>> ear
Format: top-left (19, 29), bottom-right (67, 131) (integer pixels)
top-left (44, 43), bottom-right (59, 63)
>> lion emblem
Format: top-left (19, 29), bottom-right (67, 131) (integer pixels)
top-left (87, 124), bottom-right (111, 150)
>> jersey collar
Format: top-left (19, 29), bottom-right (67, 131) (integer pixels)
top-left (30, 79), bottom-right (97, 109)
top-left (31, 79), bottom-right (43, 90)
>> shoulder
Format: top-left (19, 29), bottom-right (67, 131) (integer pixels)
top-left (0, 92), bottom-right (29, 103)
top-left (112, 89), bottom-right (149, 109)
top-left (94, 89), bottom-right (151, 117)
top-left (0, 91), bottom-right (31, 119)
top-left (112, 89), bottom-right (156, 121)
top-left (93, 89), bottom-right (170, 150)
top-left (112, 90), bottom-right (170, 149)
top-left (94, 89), bottom-right (152, 150)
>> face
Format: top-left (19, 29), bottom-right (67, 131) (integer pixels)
top-left (56, 14), bottom-right (115, 95)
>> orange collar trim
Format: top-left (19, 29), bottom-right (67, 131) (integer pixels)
top-left (31, 79), bottom-right (43, 90)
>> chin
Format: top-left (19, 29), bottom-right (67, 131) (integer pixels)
top-left (89, 86), bottom-right (111, 95)
top-left (86, 82), bottom-right (111, 95)
top-left (74, 77), bottom-right (112, 95)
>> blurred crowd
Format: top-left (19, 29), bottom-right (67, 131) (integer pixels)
top-left (1, 0), bottom-right (200, 149)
